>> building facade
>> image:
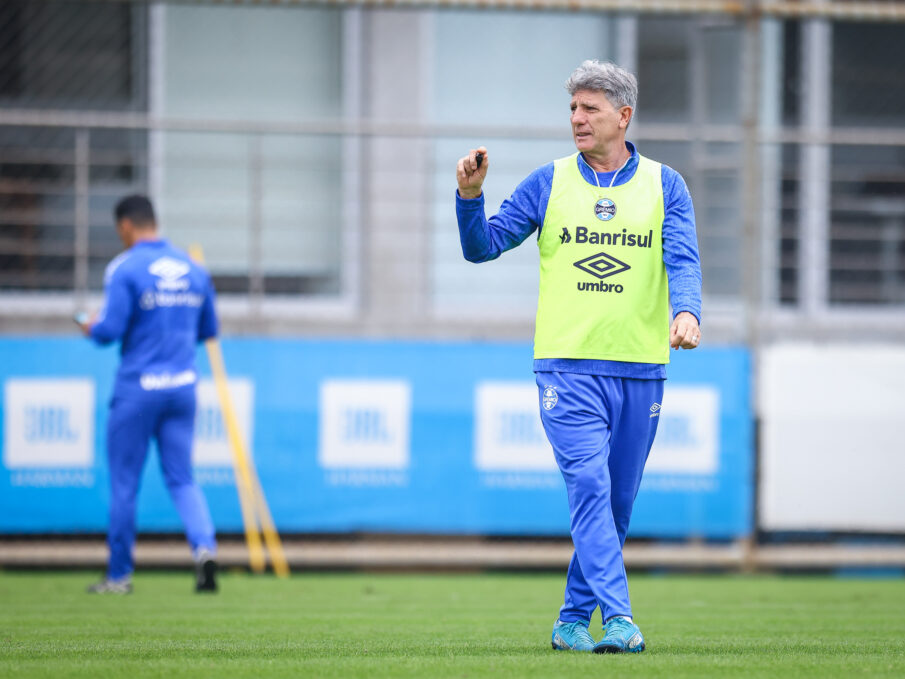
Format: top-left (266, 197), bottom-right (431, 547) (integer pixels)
top-left (1, 0), bottom-right (903, 343)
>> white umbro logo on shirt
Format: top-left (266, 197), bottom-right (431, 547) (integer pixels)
top-left (149, 257), bottom-right (190, 282)
top-left (649, 403), bottom-right (661, 418)
top-left (149, 257), bottom-right (191, 291)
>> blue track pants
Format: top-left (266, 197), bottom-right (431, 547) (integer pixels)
top-left (106, 388), bottom-right (216, 579)
top-left (536, 372), bottom-right (663, 624)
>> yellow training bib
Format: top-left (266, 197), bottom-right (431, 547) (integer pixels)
top-left (534, 153), bottom-right (670, 364)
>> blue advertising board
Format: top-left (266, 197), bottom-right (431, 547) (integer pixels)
top-left (0, 337), bottom-right (752, 537)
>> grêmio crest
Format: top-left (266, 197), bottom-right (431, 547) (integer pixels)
top-left (594, 198), bottom-right (616, 221)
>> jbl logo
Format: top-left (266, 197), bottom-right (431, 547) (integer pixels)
top-left (343, 408), bottom-right (391, 444)
top-left (195, 406), bottom-right (226, 442)
top-left (24, 406), bottom-right (79, 443)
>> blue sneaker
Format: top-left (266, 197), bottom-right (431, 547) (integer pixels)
top-left (593, 617), bottom-right (645, 654)
top-left (551, 619), bottom-right (595, 652)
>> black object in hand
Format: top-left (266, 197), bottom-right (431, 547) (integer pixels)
top-left (475, 152), bottom-right (484, 169)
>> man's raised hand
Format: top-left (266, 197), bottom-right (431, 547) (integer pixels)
top-left (457, 146), bottom-right (488, 199)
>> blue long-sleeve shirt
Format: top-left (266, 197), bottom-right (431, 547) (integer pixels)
top-left (90, 239), bottom-right (218, 397)
top-left (456, 142), bottom-right (702, 379)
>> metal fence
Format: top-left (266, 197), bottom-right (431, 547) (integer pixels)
top-left (1, 1), bottom-right (904, 340)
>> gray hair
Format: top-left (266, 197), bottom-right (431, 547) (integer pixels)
top-left (565, 60), bottom-right (638, 112)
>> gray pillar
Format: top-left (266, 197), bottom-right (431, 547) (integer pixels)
top-left (615, 14), bottom-right (638, 74)
top-left (342, 8), bottom-right (364, 313)
top-left (74, 129), bottom-right (91, 304)
top-left (759, 18), bottom-right (782, 310)
top-left (799, 15), bottom-right (831, 314)
top-left (361, 9), bottom-right (433, 333)
top-left (740, 13), bottom-right (762, 340)
top-left (148, 2), bottom-right (166, 218)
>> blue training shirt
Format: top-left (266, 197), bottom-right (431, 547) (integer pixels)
top-left (90, 239), bottom-right (219, 398)
top-left (455, 142), bottom-right (702, 380)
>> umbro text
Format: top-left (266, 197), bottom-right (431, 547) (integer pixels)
top-left (577, 281), bottom-right (624, 293)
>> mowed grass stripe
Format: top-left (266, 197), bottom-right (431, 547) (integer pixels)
top-left (1, 572), bottom-right (903, 678)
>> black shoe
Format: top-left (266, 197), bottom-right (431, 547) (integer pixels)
top-left (86, 577), bottom-right (133, 594)
top-left (195, 554), bottom-right (218, 593)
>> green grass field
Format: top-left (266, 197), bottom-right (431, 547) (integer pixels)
top-left (1, 571), bottom-right (904, 678)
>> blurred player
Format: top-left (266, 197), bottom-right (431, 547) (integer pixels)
top-left (455, 61), bottom-right (702, 653)
top-left (78, 195), bottom-right (219, 594)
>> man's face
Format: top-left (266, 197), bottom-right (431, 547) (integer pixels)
top-left (569, 89), bottom-right (632, 154)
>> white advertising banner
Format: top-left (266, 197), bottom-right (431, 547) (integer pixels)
top-left (759, 343), bottom-right (905, 532)
top-left (318, 379), bottom-right (412, 469)
top-left (3, 378), bottom-right (95, 469)
top-left (474, 381), bottom-right (557, 472)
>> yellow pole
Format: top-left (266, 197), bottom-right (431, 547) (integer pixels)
top-left (189, 244), bottom-right (283, 575)
top-left (253, 474), bottom-right (290, 578)
top-left (207, 336), bottom-right (289, 577)
top-left (205, 339), bottom-right (267, 574)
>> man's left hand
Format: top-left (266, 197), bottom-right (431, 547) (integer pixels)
top-left (76, 312), bottom-right (96, 337)
top-left (670, 311), bottom-right (700, 350)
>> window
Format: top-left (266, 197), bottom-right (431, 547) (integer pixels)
top-left (156, 5), bottom-right (344, 297)
top-left (0, 1), bottom-right (146, 292)
top-left (833, 23), bottom-right (905, 128)
top-left (638, 16), bottom-right (745, 302)
top-left (829, 145), bottom-right (905, 305)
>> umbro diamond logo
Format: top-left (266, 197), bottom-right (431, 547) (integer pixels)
top-left (149, 257), bottom-right (191, 292)
top-left (573, 251), bottom-right (631, 280)
top-left (149, 257), bottom-right (190, 282)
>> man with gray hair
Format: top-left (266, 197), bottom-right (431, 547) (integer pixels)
top-left (455, 60), bottom-right (702, 653)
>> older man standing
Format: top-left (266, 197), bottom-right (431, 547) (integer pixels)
top-left (455, 60), bottom-right (702, 653)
